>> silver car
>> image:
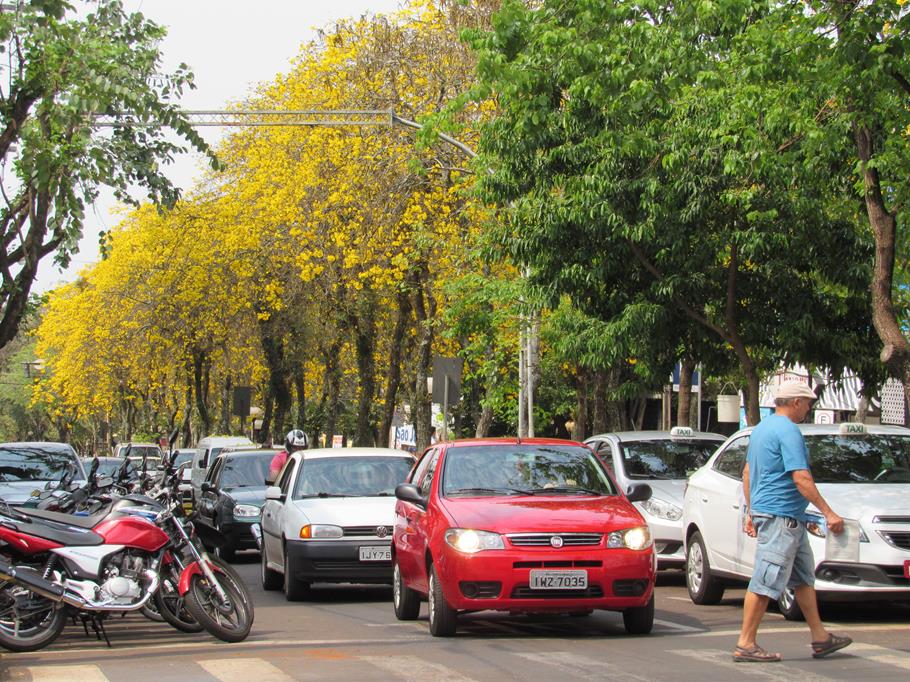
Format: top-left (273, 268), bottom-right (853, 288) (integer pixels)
top-left (0, 442), bottom-right (86, 505)
top-left (586, 428), bottom-right (726, 568)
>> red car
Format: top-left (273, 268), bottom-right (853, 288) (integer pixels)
top-left (392, 438), bottom-right (656, 637)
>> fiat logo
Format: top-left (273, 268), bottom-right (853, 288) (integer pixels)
top-left (550, 536), bottom-right (564, 548)
top-left (376, 526), bottom-right (389, 538)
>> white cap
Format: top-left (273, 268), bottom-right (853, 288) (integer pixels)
top-left (775, 382), bottom-right (817, 400)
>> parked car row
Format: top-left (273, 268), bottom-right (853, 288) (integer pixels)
top-left (3, 421), bottom-right (909, 639)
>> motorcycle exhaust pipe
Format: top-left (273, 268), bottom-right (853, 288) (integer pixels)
top-left (0, 560), bottom-right (160, 612)
top-left (250, 522), bottom-right (262, 550)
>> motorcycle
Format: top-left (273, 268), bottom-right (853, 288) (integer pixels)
top-left (0, 445), bottom-right (253, 651)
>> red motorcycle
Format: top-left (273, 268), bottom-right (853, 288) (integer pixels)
top-left (0, 490), bottom-right (253, 651)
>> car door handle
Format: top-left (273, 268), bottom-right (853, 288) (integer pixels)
top-left (732, 504), bottom-right (740, 509)
top-left (701, 496), bottom-right (708, 503)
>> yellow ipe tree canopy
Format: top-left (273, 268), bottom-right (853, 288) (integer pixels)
top-left (34, 0), bottom-right (499, 449)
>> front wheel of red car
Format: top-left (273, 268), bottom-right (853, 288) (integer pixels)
top-left (393, 560), bottom-right (420, 620)
top-left (623, 593), bottom-right (654, 635)
top-left (427, 565), bottom-right (456, 637)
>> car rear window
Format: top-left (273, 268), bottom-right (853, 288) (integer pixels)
top-left (0, 446), bottom-right (79, 482)
top-left (805, 434), bottom-right (910, 483)
top-left (620, 440), bottom-right (722, 479)
top-left (442, 444), bottom-right (617, 497)
top-left (293, 456), bottom-right (414, 499)
top-left (220, 454), bottom-right (274, 488)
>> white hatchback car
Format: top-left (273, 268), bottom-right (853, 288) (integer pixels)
top-left (683, 422), bottom-right (910, 618)
top-left (259, 447), bottom-right (415, 600)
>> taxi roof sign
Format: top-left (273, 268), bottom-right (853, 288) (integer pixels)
top-left (670, 426), bottom-right (695, 438)
top-left (838, 422), bottom-right (867, 436)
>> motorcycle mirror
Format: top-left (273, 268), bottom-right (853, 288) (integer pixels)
top-left (97, 475), bottom-right (114, 488)
top-left (89, 457), bottom-right (100, 477)
top-left (168, 427), bottom-right (180, 448)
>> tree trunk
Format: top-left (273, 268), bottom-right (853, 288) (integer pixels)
top-left (591, 369), bottom-right (608, 434)
top-left (379, 288), bottom-right (411, 447)
top-left (259, 389), bottom-right (274, 447)
top-left (677, 359), bottom-right (695, 428)
top-left (412, 265), bottom-right (436, 452)
top-left (192, 348), bottom-right (211, 437)
top-left (573, 368), bottom-right (588, 441)
top-left (322, 339), bottom-right (342, 448)
top-left (221, 375), bottom-right (232, 434)
top-left (353, 293), bottom-right (377, 446)
top-left (293, 365), bottom-right (306, 433)
top-left (260, 329), bottom-right (291, 444)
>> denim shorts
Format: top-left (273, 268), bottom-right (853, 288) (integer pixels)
top-left (748, 513), bottom-right (816, 599)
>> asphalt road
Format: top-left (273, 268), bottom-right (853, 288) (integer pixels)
top-left (1, 554), bottom-right (909, 681)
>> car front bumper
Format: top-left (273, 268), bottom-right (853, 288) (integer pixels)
top-left (433, 546), bottom-right (655, 613)
top-left (285, 539), bottom-right (393, 584)
top-left (219, 518), bottom-right (261, 550)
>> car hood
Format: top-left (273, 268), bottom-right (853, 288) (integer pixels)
top-left (631, 479), bottom-right (686, 506)
top-left (441, 495), bottom-right (645, 533)
top-left (0, 481), bottom-right (56, 504)
top-left (223, 487), bottom-right (267, 505)
top-left (290, 496), bottom-right (397, 525)
top-left (812, 484), bottom-right (910, 522)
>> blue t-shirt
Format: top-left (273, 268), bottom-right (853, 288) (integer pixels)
top-left (747, 414), bottom-right (810, 519)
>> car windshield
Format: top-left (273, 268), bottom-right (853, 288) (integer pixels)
top-left (806, 434), bottom-right (910, 483)
top-left (293, 456), bottom-right (413, 499)
top-left (172, 452), bottom-right (194, 468)
top-left (121, 446), bottom-right (159, 459)
top-left (0, 445), bottom-right (79, 482)
top-left (442, 445), bottom-right (617, 496)
top-left (621, 440), bottom-right (722, 480)
top-left (221, 454), bottom-right (274, 488)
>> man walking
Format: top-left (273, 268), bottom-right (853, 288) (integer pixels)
top-left (734, 382), bottom-right (852, 662)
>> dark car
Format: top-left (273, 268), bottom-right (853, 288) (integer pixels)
top-left (195, 449), bottom-right (277, 561)
top-left (81, 456), bottom-right (136, 482)
top-left (0, 442), bottom-right (86, 505)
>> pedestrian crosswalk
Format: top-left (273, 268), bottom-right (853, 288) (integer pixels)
top-left (5, 643), bottom-right (910, 681)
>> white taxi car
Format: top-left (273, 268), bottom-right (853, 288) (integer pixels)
top-left (682, 423), bottom-right (910, 619)
top-left (586, 427), bottom-right (725, 568)
top-left (259, 447), bottom-right (415, 600)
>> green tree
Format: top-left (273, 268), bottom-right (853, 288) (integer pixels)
top-left (0, 0), bottom-right (210, 349)
top-left (467, 0), bottom-right (881, 424)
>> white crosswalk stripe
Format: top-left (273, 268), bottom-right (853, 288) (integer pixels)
top-left (515, 651), bottom-right (653, 682)
top-left (848, 643), bottom-right (910, 671)
top-left (8, 664), bottom-right (110, 681)
top-left (197, 657), bottom-right (296, 682)
top-left (360, 655), bottom-right (477, 682)
top-left (669, 649), bottom-right (836, 681)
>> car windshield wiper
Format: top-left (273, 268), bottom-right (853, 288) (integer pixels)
top-left (298, 492), bottom-right (353, 498)
top-left (447, 487), bottom-right (529, 496)
top-left (525, 486), bottom-right (604, 495)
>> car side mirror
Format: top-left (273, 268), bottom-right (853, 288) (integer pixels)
top-left (265, 486), bottom-right (284, 501)
top-left (201, 482), bottom-right (214, 493)
top-left (626, 483), bottom-right (652, 503)
top-left (395, 483), bottom-right (426, 507)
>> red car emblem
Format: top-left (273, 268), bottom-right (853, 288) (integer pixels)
top-left (550, 536), bottom-right (564, 548)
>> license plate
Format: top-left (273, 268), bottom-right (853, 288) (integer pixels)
top-left (529, 570), bottom-right (588, 590)
top-left (904, 560), bottom-right (910, 579)
top-left (359, 546), bottom-right (391, 562)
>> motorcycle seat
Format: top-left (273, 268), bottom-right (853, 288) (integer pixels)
top-left (18, 506), bottom-right (110, 529)
top-left (14, 515), bottom-right (105, 546)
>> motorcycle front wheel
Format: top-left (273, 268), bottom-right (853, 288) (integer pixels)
top-left (0, 582), bottom-right (67, 652)
top-left (183, 556), bottom-right (253, 642)
top-left (154, 563), bottom-right (203, 633)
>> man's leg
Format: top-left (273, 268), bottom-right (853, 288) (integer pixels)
top-left (794, 584), bottom-right (828, 642)
top-left (737, 591), bottom-right (770, 649)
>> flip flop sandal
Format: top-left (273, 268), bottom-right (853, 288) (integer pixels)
top-left (733, 645), bottom-right (782, 663)
top-left (811, 633), bottom-right (852, 658)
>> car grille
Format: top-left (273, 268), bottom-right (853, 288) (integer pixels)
top-left (511, 585), bottom-right (604, 599)
top-left (312, 560), bottom-right (390, 570)
top-left (506, 533), bottom-right (603, 547)
top-left (342, 525), bottom-right (393, 538)
top-left (878, 531), bottom-right (910, 551)
top-left (612, 579), bottom-right (649, 597)
top-left (879, 565), bottom-right (910, 587)
top-left (459, 581), bottom-right (501, 598)
top-left (872, 516), bottom-right (910, 524)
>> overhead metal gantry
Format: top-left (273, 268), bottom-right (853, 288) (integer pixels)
top-left (92, 109), bottom-right (478, 159)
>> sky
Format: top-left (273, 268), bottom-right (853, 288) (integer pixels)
top-left (34, 0), bottom-right (404, 293)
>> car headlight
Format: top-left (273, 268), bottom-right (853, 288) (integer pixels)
top-left (804, 513), bottom-right (868, 542)
top-left (444, 528), bottom-right (504, 553)
top-left (299, 524), bottom-right (343, 539)
top-left (641, 497), bottom-right (683, 521)
top-left (607, 526), bottom-right (652, 550)
top-left (232, 504), bottom-right (260, 518)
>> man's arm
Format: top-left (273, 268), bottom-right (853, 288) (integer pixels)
top-left (792, 469), bottom-right (844, 534)
top-left (742, 462), bottom-right (755, 537)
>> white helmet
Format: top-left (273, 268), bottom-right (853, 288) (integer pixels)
top-left (285, 429), bottom-right (309, 451)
